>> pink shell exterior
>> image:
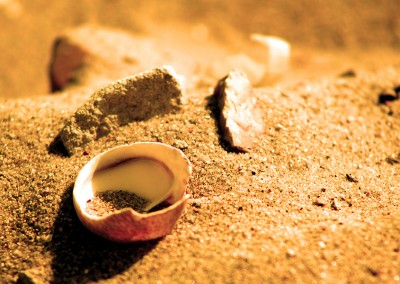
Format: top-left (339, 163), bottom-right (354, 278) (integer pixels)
top-left (76, 195), bottom-right (189, 243)
top-left (73, 142), bottom-right (191, 243)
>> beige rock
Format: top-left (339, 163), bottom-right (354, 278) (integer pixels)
top-left (57, 66), bottom-right (184, 156)
top-left (214, 69), bottom-right (264, 151)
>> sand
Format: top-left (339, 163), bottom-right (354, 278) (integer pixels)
top-left (85, 191), bottom-right (150, 217)
top-left (1, 1), bottom-right (400, 283)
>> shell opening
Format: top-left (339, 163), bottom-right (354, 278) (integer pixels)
top-left (90, 157), bottom-right (174, 212)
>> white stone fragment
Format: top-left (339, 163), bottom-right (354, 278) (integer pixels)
top-left (250, 34), bottom-right (290, 76)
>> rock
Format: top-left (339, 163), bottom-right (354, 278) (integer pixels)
top-left (214, 69), bottom-right (264, 151)
top-left (173, 139), bottom-right (189, 150)
top-left (57, 66), bottom-right (184, 156)
top-left (386, 154), bottom-right (400, 165)
top-left (286, 248), bottom-right (296, 257)
top-left (49, 36), bottom-right (89, 92)
top-left (312, 199), bottom-right (326, 207)
top-left (338, 69), bottom-right (357, 78)
top-left (250, 34), bottom-right (290, 77)
top-left (378, 87), bottom-right (399, 105)
top-left (49, 25), bottom-right (168, 92)
top-left (330, 198), bottom-right (341, 211)
top-left (345, 173), bottom-right (359, 183)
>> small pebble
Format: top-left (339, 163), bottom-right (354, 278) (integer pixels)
top-left (338, 69), bottom-right (356, 78)
top-left (331, 199), bottom-right (340, 211)
top-left (173, 139), bottom-right (188, 150)
top-left (386, 156), bottom-right (400, 165)
top-left (286, 249), bottom-right (296, 257)
top-left (345, 174), bottom-right (358, 183)
top-left (313, 200), bottom-right (326, 207)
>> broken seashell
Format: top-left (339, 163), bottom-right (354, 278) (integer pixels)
top-left (73, 142), bottom-right (192, 243)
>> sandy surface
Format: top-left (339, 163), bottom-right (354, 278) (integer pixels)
top-left (1, 1), bottom-right (400, 283)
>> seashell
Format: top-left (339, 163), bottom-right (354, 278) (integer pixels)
top-left (73, 142), bottom-right (192, 243)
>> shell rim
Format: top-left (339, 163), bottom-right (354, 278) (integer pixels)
top-left (73, 142), bottom-right (192, 221)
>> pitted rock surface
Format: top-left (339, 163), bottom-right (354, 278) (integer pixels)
top-left (214, 69), bottom-right (264, 151)
top-left (58, 66), bottom-right (184, 156)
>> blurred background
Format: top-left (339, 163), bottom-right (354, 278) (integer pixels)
top-left (1, 0), bottom-right (399, 97)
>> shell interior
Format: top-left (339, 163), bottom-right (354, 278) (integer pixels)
top-left (91, 157), bottom-right (174, 212)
